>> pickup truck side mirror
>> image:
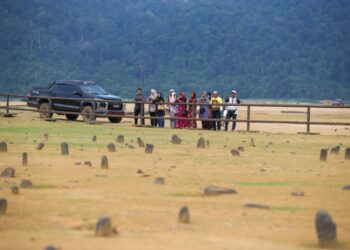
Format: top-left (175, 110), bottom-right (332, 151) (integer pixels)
top-left (73, 90), bottom-right (82, 96)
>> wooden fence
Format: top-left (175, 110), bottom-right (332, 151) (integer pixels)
top-left (0, 93), bottom-right (349, 134)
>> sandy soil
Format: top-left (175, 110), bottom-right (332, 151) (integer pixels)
top-left (0, 109), bottom-right (349, 250)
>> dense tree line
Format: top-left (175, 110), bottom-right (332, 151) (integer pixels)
top-left (0, 0), bottom-right (349, 99)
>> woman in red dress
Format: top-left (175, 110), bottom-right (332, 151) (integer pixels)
top-left (188, 91), bottom-right (197, 128)
top-left (177, 92), bottom-right (188, 128)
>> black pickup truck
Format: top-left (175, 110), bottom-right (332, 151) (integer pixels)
top-left (27, 80), bottom-right (125, 123)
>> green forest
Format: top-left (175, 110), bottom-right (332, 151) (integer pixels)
top-left (0, 0), bottom-right (349, 99)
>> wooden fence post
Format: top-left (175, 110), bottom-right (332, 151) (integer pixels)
top-left (5, 95), bottom-right (9, 115)
top-left (141, 101), bottom-right (145, 126)
top-left (306, 106), bottom-right (311, 133)
top-left (246, 105), bottom-right (251, 131)
top-left (192, 102), bottom-right (195, 128)
top-left (91, 101), bottom-right (96, 124)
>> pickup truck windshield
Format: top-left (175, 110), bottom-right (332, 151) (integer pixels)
top-left (80, 84), bottom-right (107, 95)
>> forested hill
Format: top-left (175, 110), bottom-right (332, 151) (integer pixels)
top-left (0, 0), bottom-right (349, 99)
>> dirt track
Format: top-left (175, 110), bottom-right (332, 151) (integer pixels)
top-left (0, 110), bottom-right (349, 250)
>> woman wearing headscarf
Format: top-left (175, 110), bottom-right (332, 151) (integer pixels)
top-left (177, 92), bottom-right (188, 128)
top-left (198, 91), bottom-right (210, 129)
top-left (188, 91), bottom-right (197, 128)
top-left (169, 91), bottom-right (178, 128)
top-left (148, 89), bottom-right (158, 127)
top-left (156, 91), bottom-right (165, 128)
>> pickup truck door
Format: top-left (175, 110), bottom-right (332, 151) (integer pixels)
top-left (52, 84), bottom-right (81, 112)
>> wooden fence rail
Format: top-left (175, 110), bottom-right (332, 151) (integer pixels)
top-left (0, 93), bottom-right (349, 134)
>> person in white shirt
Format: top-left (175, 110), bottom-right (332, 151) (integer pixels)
top-left (224, 90), bottom-right (241, 131)
top-left (148, 89), bottom-right (158, 127)
top-left (169, 91), bottom-right (178, 128)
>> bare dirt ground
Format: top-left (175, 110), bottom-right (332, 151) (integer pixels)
top-left (0, 106), bottom-right (349, 250)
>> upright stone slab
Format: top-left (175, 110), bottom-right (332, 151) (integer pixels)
top-left (315, 210), bottom-right (337, 247)
top-left (250, 138), bottom-right (256, 147)
top-left (0, 198), bottom-right (7, 215)
top-left (137, 137), bottom-right (145, 147)
top-left (203, 186), bottom-right (238, 196)
top-left (84, 161), bottom-right (92, 167)
top-left (95, 216), bottom-right (114, 237)
top-left (154, 177), bottom-right (164, 185)
top-left (0, 141), bottom-right (7, 152)
top-left (171, 134), bottom-right (182, 145)
top-left (178, 206), bottom-right (190, 224)
top-left (230, 149), bottom-right (240, 156)
top-left (145, 144), bottom-right (154, 154)
top-left (92, 135), bottom-right (97, 142)
top-left (11, 186), bottom-right (19, 195)
top-left (101, 155), bottom-right (108, 169)
top-left (1, 167), bottom-right (15, 177)
top-left (116, 135), bottom-right (124, 143)
top-left (345, 147), bottom-right (350, 160)
top-left (43, 133), bottom-right (49, 142)
top-left (44, 245), bottom-right (58, 250)
top-left (320, 149), bottom-right (328, 161)
top-left (244, 203), bottom-right (270, 209)
top-left (291, 191), bottom-right (304, 196)
top-left (20, 179), bottom-right (33, 188)
top-left (36, 142), bottom-right (45, 150)
top-left (330, 145), bottom-right (340, 155)
top-left (22, 152), bottom-right (28, 166)
top-left (107, 143), bottom-right (116, 152)
top-left (197, 137), bottom-right (206, 148)
top-left (61, 142), bottom-right (69, 155)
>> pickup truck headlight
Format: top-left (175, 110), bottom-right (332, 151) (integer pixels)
top-left (96, 102), bottom-right (108, 109)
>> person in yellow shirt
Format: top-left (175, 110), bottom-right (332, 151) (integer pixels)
top-left (210, 91), bottom-right (223, 131)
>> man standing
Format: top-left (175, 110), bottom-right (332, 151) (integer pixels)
top-left (225, 90), bottom-right (241, 131)
top-left (134, 88), bottom-right (145, 125)
top-left (210, 91), bottom-right (223, 131)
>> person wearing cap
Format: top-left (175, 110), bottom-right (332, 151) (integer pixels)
top-left (210, 91), bottom-right (223, 131)
top-left (224, 90), bottom-right (241, 131)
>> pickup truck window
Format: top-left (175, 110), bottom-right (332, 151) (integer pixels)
top-left (80, 84), bottom-right (107, 95)
top-left (55, 84), bottom-right (77, 96)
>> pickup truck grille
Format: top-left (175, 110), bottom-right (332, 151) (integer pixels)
top-left (108, 102), bottom-right (123, 110)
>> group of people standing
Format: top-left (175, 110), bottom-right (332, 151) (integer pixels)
top-left (134, 88), bottom-right (241, 131)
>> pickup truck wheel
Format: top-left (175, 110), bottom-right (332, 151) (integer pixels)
top-left (66, 114), bottom-right (79, 121)
top-left (38, 102), bottom-right (53, 119)
top-left (82, 106), bottom-right (96, 123)
top-left (108, 117), bottom-right (122, 123)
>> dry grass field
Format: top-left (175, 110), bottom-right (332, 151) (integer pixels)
top-left (0, 106), bottom-right (349, 250)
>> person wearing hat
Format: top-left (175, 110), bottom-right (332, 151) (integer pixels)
top-left (210, 91), bottom-right (223, 131)
top-left (224, 90), bottom-right (241, 131)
